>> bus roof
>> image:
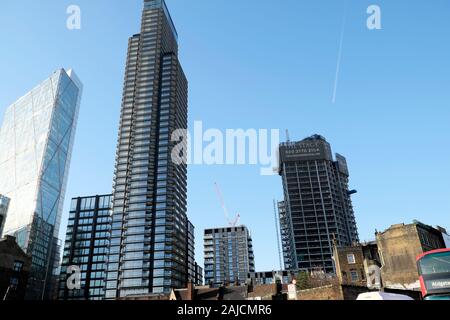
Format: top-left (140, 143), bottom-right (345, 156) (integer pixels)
top-left (417, 248), bottom-right (450, 262)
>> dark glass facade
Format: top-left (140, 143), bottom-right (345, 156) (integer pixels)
top-left (278, 135), bottom-right (359, 274)
top-left (204, 226), bottom-right (255, 287)
top-left (194, 262), bottom-right (203, 286)
top-left (104, 0), bottom-right (189, 298)
top-left (58, 195), bottom-right (112, 300)
top-left (187, 220), bottom-right (195, 284)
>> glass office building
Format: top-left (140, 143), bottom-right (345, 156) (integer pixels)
top-left (0, 68), bottom-right (83, 299)
top-left (204, 226), bottom-right (255, 287)
top-left (104, 0), bottom-right (190, 298)
top-left (58, 195), bottom-right (112, 300)
top-left (278, 135), bottom-right (359, 274)
top-left (0, 195), bottom-right (10, 237)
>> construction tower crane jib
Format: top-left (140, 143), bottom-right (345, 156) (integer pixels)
top-left (214, 182), bottom-right (240, 227)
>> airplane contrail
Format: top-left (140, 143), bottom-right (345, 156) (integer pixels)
top-left (332, 3), bottom-right (348, 104)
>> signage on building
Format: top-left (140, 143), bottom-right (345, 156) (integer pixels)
top-left (280, 140), bottom-right (333, 162)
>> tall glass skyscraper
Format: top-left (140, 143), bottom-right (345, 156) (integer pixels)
top-left (278, 135), bottom-right (359, 274)
top-left (0, 68), bottom-right (83, 299)
top-left (104, 0), bottom-right (189, 298)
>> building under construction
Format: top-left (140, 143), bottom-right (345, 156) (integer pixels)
top-left (278, 135), bottom-right (359, 274)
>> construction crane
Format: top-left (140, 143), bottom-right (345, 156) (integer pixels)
top-left (214, 182), bottom-right (241, 227)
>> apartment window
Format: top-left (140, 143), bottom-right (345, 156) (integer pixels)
top-left (10, 277), bottom-right (19, 289)
top-left (347, 253), bottom-right (356, 264)
top-left (70, 199), bottom-right (78, 211)
top-left (350, 271), bottom-right (359, 282)
top-left (13, 261), bottom-right (24, 272)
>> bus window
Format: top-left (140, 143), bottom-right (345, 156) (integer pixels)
top-left (417, 249), bottom-right (450, 300)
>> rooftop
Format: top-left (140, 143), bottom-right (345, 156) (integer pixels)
top-left (280, 134), bottom-right (328, 147)
top-left (144, 0), bottom-right (178, 41)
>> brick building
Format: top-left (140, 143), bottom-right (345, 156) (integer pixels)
top-left (0, 236), bottom-right (32, 300)
top-left (333, 241), bottom-right (380, 288)
top-left (376, 221), bottom-right (446, 291)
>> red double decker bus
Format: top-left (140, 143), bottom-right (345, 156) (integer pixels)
top-left (417, 248), bottom-right (450, 300)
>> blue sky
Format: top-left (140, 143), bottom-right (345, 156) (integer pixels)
top-left (0, 0), bottom-right (449, 271)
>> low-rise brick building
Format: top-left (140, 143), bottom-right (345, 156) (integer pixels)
top-left (376, 221), bottom-right (446, 291)
top-left (0, 236), bottom-right (32, 300)
top-left (332, 221), bottom-right (447, 299)
top-left (333, 240), bottom-right (381, 288)
top-left (334, 244), bottom-right (367, 287)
